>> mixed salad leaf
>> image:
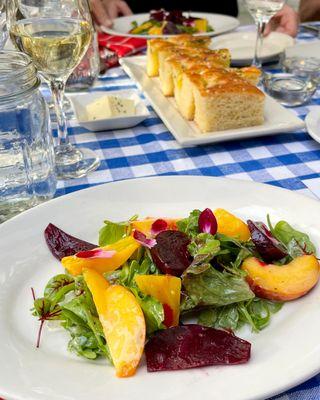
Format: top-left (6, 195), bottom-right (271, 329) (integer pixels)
top-left (33, 208), bottom-right (319, 377)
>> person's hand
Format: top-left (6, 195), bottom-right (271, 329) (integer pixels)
top-left (264, 4), bottom-right (299, 37)
top-left (90, 0), bottom-right (132, 29)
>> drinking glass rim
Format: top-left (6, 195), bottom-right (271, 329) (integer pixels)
top-left (0, 50), bottom-right (40, 100)
top-left (0, 50), bottom-right (35, 81)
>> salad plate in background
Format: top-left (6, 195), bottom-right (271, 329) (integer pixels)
top-left (211, 31), bottom-right (295, 65)
top-left (305, 107), bottom-right (320, 145)
top-left (104, 12), bottom-right (239, 39)
top-left (1, 176), bottom-right (320, 400)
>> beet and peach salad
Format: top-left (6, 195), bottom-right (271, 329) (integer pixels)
top-left (32, 208), bottom-right (320, 377)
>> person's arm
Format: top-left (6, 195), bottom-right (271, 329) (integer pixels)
top-left (299, 0), bottom-right (320, 22)
top-left (264, 4), bottom-right (299, 37)
top-left (90, 0), bottom-right (132, 29)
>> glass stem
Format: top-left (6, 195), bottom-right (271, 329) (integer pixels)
top-left (253, 20), bottom-right (266, 68)
top-left (50, 79), bottom-right (70, 148)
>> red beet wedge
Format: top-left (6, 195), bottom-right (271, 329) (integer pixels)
top-left (150, 230), bottom-right (192, 276)
top-left (145, 324), bottom-right (251, 372)
top-left (44, 223), bottom-right (96, 260)
top-left (247, 220), bottom-right (287, 263)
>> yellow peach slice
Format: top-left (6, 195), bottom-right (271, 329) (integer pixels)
top-left (242, 255), bottom-right (320, 301)
top-left (61, 236), bottom-right (140, 276)
top-left (214, 208), bottom-right (250, 241)
top-left (131, 218), bottom-right (179, 236)
top-left (83, 269), bottom-right (109, 314)
top-left (194, 19), bottom-right (208, 32)
top-left (102, 285), bottom-right (146, 377)
top-left (135, 275), bottom-right (181, 327)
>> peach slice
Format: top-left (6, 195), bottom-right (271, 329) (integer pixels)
top-left (83, 269), bottom-right (110, 315)
top-left (131, 218), bottom-right (178, 236)
top-left (103, 285), bottom-right (146, 377)
top-left (135, 275), bottom-right (181, 327)
top-left (61, 236), bottom-right (140, 276)
top-left (214, 208), bottom-right (250, 241)
top-left (242, 255), bottom-right (320, 301)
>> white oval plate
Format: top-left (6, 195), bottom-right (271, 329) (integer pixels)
top-left (1, 176), bottom-right (320, 400)
top-left (104, 12), bottom-right (239, 39)
top-left (210, 31), bottom-right (295, 65)
top-left (306, 107), bottom-right (320, 144)
top-left (120, 56), bottom-right (305, 146)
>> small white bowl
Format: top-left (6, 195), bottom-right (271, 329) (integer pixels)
top-left (68, 89), bottom-right (150, 131)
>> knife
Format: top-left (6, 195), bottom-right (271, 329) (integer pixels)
top-left (301, 24), bottom-right (320, 37)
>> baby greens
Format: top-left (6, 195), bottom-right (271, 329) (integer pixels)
top-left (270, 219), bottom-right (316, 259)
top-left (34, 210), bottom-right (316, 363)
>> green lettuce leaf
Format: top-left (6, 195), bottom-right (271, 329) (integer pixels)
top-left (62, 293), bottom-right (111, 361)
top-left (99, 221), bottom-right (127, 246)
top-left (117, 256), bottom-right (158, 288)
top-left (272, 220), bottom-right (316, 258)
top-left (215, 233), bottom-right (253, 270)
top-left (241, 298), bottom-right (283, 331)
top-left (59, 277), bottom-right (111, 361)
top-left (188, 233), bottom-right (221, 262)
top-left (32, 297), bottom-right (62, 320)
top-left (44, 274), bottom-right (75, 306)
top-left (198, 305), bottom-right (239, 331)
top-left (98, 215), bottom-right (138, 246)
top-left (198, 298), bottom-right (283, 332)
top-left (182, 263), bottom-right (254, 309)
top-left (176, 209), bottom-right (201, 238)
top-left (130, 288), bottom-right (164, 334)
top-left (61, 307), bottom-right (106, 360)
top-left (105, 256), bottom-right (164, 334)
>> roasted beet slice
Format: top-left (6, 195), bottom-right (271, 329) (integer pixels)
top-left (44, 223), bottom-right (96, 260)
top-left (145, 324), bottom-right (251, 372)
top-left (150, 230), bottom-right (192, 276)
top-left (247, 220), bottom-right (287, 263)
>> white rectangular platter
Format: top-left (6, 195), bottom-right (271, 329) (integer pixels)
top-left (120, 56), bottom-right (305, 146)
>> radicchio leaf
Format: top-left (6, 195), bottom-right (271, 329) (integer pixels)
top-left (247, 220), bottom-right (287, 263)
top-left (198, 208), bottom-right (218, 235)
top-left (133, 230), bottom-right (156, 249)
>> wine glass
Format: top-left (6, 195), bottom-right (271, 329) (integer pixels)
top-left (6, 0), bottom-right (100, 179)
top-left (0, 0), bottom-right (8, 49)
top-left (244, 0), bottom-right (286, 68)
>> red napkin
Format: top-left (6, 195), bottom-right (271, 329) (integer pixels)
top-left (98, 33), bottom-right (147, 69)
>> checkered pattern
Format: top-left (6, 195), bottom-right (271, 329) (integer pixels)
top-left (57, 26), bottom-right (320, 399)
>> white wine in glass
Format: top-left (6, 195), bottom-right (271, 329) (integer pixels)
top-left (244, 0), bottom-right (286, 67)
top-left (7, 0), bottom-right (100, 179)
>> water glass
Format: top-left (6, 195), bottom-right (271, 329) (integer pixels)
top-left (262, 72), bottom-right (317, 106)
top-left (0, 51), bottom-right (56, 223)
top-left (282, 57), bottom-right (320, 86)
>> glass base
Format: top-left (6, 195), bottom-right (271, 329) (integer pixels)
top-left (54, 145), bottom-right (100, 180)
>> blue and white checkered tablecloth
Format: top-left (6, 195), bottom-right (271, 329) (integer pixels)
top-left (57, 25), bottom-right (320, 400)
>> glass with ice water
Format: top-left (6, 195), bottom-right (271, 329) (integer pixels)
top-left (0, 51), bottom-right (56, 222)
